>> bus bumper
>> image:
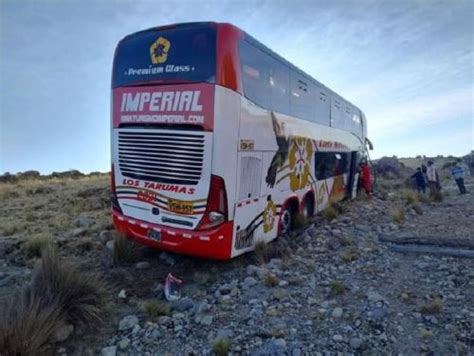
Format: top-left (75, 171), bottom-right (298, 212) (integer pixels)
top-left (112, 211), bottom-right (233, 260)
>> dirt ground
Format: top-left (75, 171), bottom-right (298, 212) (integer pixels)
top-left (0, 173), bottom-right (473, 354)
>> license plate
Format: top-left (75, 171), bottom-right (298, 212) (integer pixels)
top-left (147, 229), bottom-right (161, 242)
top-left (168, 199), bottom-right (194, 214)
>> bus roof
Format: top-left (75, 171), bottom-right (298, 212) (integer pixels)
top-left (118, 22), bottom-right (364, 117)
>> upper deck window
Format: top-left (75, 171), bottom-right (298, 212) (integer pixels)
top-left (113, 26), bottom-right (216, 88)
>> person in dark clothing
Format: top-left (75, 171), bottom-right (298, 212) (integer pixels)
top-left (451, 159), bottom-right (468, 194)
top-left (411, 167), bottom-right (426, 193)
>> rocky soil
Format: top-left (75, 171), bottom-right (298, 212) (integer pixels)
top-left (0, 174), bottom-right (473, 355)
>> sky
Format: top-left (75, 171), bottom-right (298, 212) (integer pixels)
top-left (0, 0), bottom-right (473, 174)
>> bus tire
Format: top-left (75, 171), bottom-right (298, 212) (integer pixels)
top-left (279, 200), bottom-right (297, 234)
top-left (303, 194), bottom-right (315, 218)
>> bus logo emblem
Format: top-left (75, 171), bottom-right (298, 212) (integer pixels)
top-left (150, 36), bottom-right (171, 64)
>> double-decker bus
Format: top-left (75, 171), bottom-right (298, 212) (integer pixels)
top-left (111, 22), bottom-right (369, 260)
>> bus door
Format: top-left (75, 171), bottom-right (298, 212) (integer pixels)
top-left (347, 151), bottom-right (359, 199)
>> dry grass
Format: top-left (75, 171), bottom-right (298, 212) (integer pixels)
top-left (329, 280), bottom-right (346, 296)
top-left (357, 191), bottom-right (371, 201)
top-left (0, 245), bottom-right (106, 355)
top-left (419, 327), bottom-right (434, 339)
top-left (1, 221), bottom-right (20, 236)
top-left (113, 233), bottom-right (143, 265)
top-left (392, 208), bottom-right (405, 225)
top-left (420, 299), bottom-right (443, 315)
top-left (293, 212), bottom-right (308, 229)
top-left (263, 273), bottom-right (279, 287)
top-left (401, 189), bottom-right (418, 205)
top-left (254, 240), bottom-right (269, 265)
top-left (340, 247), bottom-right (360, 262)
top-left (431, 190), bottom-right (443, 203)
top-left (417, 193), bottom-right (431, 204)
top-left (24, 234), bottom-right (54, 258)
top-left (323, 204), bottom-right (339, 221)
top-left (142, 300), bottom-right (170, 319)
top-left (193, 270), bottom-right (218, 286)
top-left (212, 338), bottom-right (230, 356)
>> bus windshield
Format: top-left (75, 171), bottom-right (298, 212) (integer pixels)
top-left (113, 26), bottom-right (216, 88)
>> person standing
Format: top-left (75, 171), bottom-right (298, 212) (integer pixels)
top-left (411, 167), bottom-right (426, 193)
top-left (451, 159), bottom-right (468, 194)
top-left (359, 160), bottom-right (372, 196)
top-left (426, 161), bottom-right (439, 198)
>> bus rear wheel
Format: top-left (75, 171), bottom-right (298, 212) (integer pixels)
top-left (280, 203), bottom-right (296, 234)
top-left (303, 194), bottom-right (315, 218)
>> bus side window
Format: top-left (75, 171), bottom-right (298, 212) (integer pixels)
top-left (269, 57), bottom-right (290, 116)
top-left (239, 40), bottom-right (271, 110)
top-left (315, 152), bottom-right (351, 180)
top-left (290, 72), bottom-right (314, 122)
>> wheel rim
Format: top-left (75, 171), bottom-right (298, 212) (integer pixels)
top-left (280, 208), bottom-right (291, 234)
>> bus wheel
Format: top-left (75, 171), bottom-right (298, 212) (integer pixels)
top-left (279, 205), bottom-right (293, 234)
top-left (303, 195), bottom-right (315, 218)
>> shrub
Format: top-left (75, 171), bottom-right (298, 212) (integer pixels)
top-left (419, 327), bottom-right (434, 338)
top-left (212, 338), bottom-right (230, 356)
top-left (254, 240), bottom-right (269, 265)
top-left (401, 189), bottom-right (418, 205)
top-left (0, 246), bottom-right (105, 354)
top-left (392, 208), bottom-right (405, 224)
top-left (329, 280), bottom-right (346, 296)
top-left (142, 300), bottom-right (170, 319)
top-left (323, 205), bottom-right (339, 221)
top-left (420, 299), bottom-right (443, 315)
top-left (378, 189), bottom-right (389, 201)
top-left (431, 190), bottom-right (443, 203)
top-left (1, 222), bottom-right (18, 236)
top-left (24, 234), bottom-right (54, 258)
top-left (0, 297), bottom-right (63, 355)
top-left (193, 271), bottom-right (218, 286)
top-left (293, 212), bottom-right (308, 229)
top-left (417, 193), bottom-right (431, 204)
top-left (113, 233), bottom-right (143, 265)
top-left (340, 247), bottom-right (360, 262)
top-left (263, 273), bottom-right (279, 287)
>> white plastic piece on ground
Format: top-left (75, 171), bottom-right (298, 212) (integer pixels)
top-left (164, 272), bottom-right (182, 301)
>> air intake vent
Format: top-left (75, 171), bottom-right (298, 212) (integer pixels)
top-left (118, 130), bottom-right (204, 185)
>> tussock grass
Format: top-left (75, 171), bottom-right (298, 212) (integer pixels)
top-left (254, 240), bottom-right (268, 265)
top-left (0, 189), bottom-right (20, 200)
top-left (254, 239), bottom-right (291, 266)
top-left (212, 338), bottom-right (230, 356)
top-left (431, 190), bottom-right (443, 203)
top-left (340, 247), bottom-right (360, 262)
top-left (0, 246), bottom-right (106, 354)
top-left (113, 233), bottom-right (143, 265)
top-left (329, 280), bottom-right (346, 296)
top-left (420, 299), bottom-right (443, 315)
top-left (419, 327), bottom-right (434, 339)
top-left (24, 234), bottom-right (54, 258)
top-left (193, 270), bottom-right (218, 286)
top-left (417, 193), bottom-right (431, 204)
top-left (392, 208), bottom-right (405, 224)
top-left (323, 204), bottom-right (339, 221)
top-left (142, 300), bottom-right (170, 319)
top-left (1, 222), bottom-right (19, 236)
top-left (293, 212), bottom-right (308, 229)
top-left (401, 189), bottom-right (418, 205)
top-left (263, 273), bottom-right (279, 287)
